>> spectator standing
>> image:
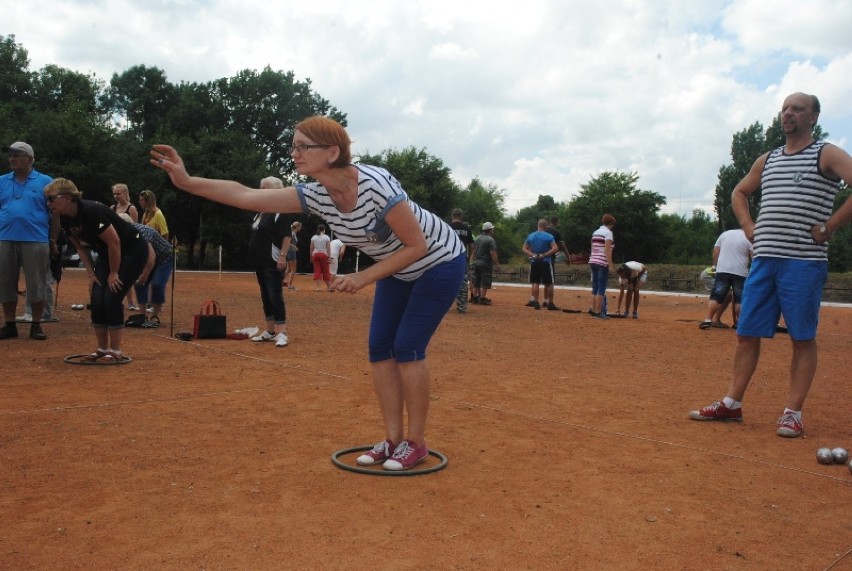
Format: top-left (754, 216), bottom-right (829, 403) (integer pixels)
top-left (448, 208), bottom-right (474, 313)
top-left (689, 92), bottom-right (852, 438)
top-left (310, 224), bottom-right (332, 291)
top-left (110, 184), bottom-right (139, 222)
top-left (329, 236), bottom-right (346, 279)
top-left (111, 183), bottom-right (141, 310)
top-left (138, 189), bottom-right (169, 312)
top-left (545, 216), bottom-right (571, 310)
top-left (615, 261), bottom-right (647, 318)
top-left (284, 221), bottom-right (302, 290)
top-left (117, 214), bottom-right (174, 329)
top-left (522, 219), bottom-right (558, 310)
top-left (471, 222), bottom-right (499, 305)
top-left (588, 214), bottom-right (615, 319)
top-left (248, 177), bottom-right (291, 347)
top-left (698, 229), bottom-right (752, 329)
top-left (46, 179), bottom-right (148, 361)
top-left (139, 190), bottom-right (169, 239)
top-left (151, 115), bottom-right (466, 471)
top-left (0, 142), bottom-right (54, 341)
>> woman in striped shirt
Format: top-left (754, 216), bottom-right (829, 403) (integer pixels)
top-left (151, 116), bottom-right (466, 471)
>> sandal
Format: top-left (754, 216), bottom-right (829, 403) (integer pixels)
top-left (82, 350), bottom-right (109, 362)
top-left (102, 351), bottom-right (131, 363)
top-left (141, 316), bottom-right (160, 328)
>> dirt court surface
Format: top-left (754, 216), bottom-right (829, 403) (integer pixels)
top-left (2, 269), bottom-right (850, 570)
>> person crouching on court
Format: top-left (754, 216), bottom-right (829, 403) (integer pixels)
top-left (45, 179), bottom-right (148, 362)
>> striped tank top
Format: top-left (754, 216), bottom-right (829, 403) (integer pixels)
top-left (755, 141), bottom-right (840, 260)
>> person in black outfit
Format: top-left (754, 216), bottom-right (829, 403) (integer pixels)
top-left (448, 208), bottom-right (474, 313)
top-left (45, 178), bottom-right (147, 361)
top-left (248, 177), bottom-right (293, 347)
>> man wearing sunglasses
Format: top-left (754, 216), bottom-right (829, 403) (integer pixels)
top-left (0, 141), bottom-right (55, 340)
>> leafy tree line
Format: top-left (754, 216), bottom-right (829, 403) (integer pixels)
top-left (2, 34), bottom-right (848, 271)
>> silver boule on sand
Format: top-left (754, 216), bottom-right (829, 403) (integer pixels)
top-left (831, 447), bottom-right (848, 464)
top-left (816, 447), bottom-right (834, 465)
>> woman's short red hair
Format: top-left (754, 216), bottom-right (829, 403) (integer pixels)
top-left (294, 116), bottom-right (351, 168)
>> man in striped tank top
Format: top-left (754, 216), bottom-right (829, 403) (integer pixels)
top-left (690, 93), bottom-right (852, 438)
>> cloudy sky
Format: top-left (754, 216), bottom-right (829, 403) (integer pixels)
top-left (6, 0), bottom-right (852, 216)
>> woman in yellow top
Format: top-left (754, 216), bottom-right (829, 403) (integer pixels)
top-left (139, 190), bottom-right (169, 239)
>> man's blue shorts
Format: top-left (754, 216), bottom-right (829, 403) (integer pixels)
top-left (737, 257), bottom-right (827, 341)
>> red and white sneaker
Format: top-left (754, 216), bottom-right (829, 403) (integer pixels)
top-left (383, 440), bottom-right (428, 471)
top-left (356, 440), bottom-right (395, 466)
top-left (776, 413), bottom-right (803, 438)
top-left (688, 401), bottom-right (743, 422)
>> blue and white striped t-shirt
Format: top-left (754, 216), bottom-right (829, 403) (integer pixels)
top-left (756, 141), bottom-right (841, 260)
top-left (295, 164), bottom-right (464, 281)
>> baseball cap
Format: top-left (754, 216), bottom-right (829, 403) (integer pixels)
top-left (482, 222), bottom-right (494, 231)
top-left (4, 142), bottom-right (34, 157)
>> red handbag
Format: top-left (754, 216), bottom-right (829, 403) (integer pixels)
top-left (193, 299), bottom-right (227, 339)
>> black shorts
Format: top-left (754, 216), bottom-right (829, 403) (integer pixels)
top-left (529, 260), bottom-right (554, 285)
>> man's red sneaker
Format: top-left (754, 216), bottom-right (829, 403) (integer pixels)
top-left (776, 413), bottom-right (803, 438)
top-left (688, 401), bottom-right (743, 422)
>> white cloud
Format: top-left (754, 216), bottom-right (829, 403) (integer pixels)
top-left (4, 0), bottom-right (850, 217)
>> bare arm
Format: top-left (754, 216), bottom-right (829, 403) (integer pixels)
top-left (138, 243), bottom-right (156, 284)
top-left (68, 236), bottom-right (97, 285)
top-left (732, 153), bottom-right (769, 242)
top-left (331, 202), bottom-right (427, 293)
top-left (151, 145), bottom-right (303, 214)
top-left (812, 144), bottom-right (852, 243)
top-left (712, 246), bottom-right (721, 266)
top-left (278, 236), bottom-right (291, 272)
top-left (100, 225), bottom-right (124, 292)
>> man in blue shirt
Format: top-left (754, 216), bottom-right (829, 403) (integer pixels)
top-left (0, 142), bottom-right (55, 340)
top-left (522, 219), bottom-right (558, 310)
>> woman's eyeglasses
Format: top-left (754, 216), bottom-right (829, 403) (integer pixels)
top-left (289, 143), bottom-right (330, 155)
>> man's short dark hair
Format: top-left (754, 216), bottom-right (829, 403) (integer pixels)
top-left (550, 216), bottom-right (558, 225)
top-left (452, 208), bottom-right (462, 219)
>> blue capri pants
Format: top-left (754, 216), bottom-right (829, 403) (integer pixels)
top-left (369, 253), bottom-right (466, 363)
top-left (590, 263), bottom-right (609, 296)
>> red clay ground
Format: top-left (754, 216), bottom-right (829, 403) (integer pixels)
top-left (1, 269), bottom-right (850, 570)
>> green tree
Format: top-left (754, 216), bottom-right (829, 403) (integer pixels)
top-left (0, 35), bottom-right (33, 102)
top-left (104, 65), bottom-right (177, 141)
top-left (562, 171), bottom-right (667, 263)
top-left (455, 177), bottom-right (506, 230)
top-left (358, 146), bottom-right (460, 218)
top-left (659, 209), bottom-right (717, 264)
top-left (209, 67), bottom-right (346, 176)
top-left (827, 185), bottom-right (852, 272)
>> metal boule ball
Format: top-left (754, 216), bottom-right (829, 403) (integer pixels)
top-left (831, 447), bottom-right (848, 464)
top-left (816, 447), bottom-right (834, 465)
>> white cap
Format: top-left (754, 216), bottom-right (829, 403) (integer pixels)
top-left (482, 222), bottom-right (494, 231)
top-left (4, 142), bottom-right (34, 157)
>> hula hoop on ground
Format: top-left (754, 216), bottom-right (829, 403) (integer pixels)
top-left (64, 354), bottom-right (133, 366)
top-left (331, 445), bottom-right (448, 476)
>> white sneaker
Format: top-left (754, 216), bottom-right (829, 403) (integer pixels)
top-left (251, 331), bottom-right (274, 342)
top-left (274, 332), bottom-right (288, 347)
